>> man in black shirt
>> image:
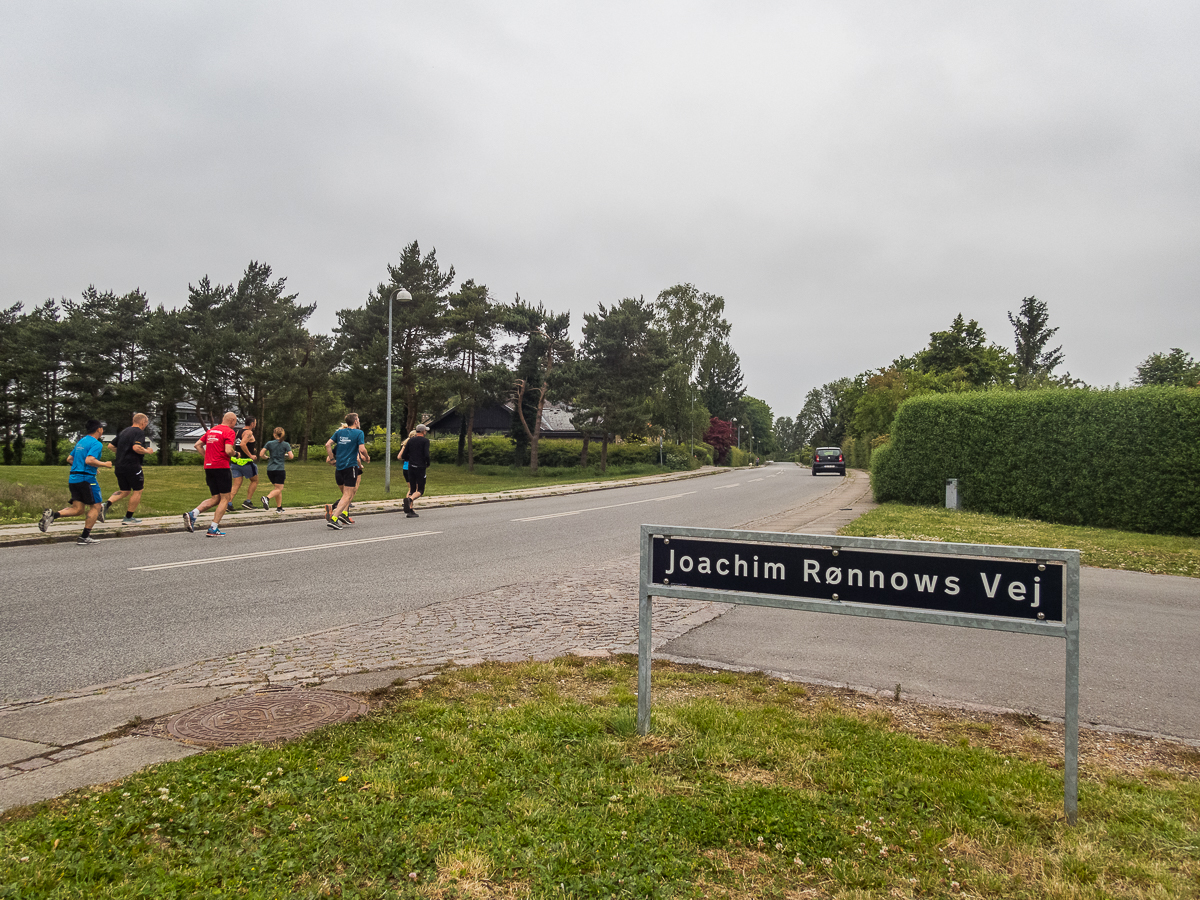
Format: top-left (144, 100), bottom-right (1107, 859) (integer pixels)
top-left (399, 423), bottom-right (431, 518)
top-left (104, 412), bottom-right (153, 525)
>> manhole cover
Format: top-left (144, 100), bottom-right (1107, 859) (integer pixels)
top-left (166, 689), bottom-right (367, 747)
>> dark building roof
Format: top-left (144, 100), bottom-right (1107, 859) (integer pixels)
top-left (427, 401), bottom-right (584, 439)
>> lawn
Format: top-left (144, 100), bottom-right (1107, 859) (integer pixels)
top-left (0, 460), bottom-right (679, 525)
top-left (1, 657), bottom-right (1196, 898)
top-left (841, 502), bottom-right (1200, 579)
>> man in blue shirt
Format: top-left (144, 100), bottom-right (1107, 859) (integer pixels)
top-left (323, 412), bottom-right (368, 530)
top-left (39, 419), bottom-right (114, 545)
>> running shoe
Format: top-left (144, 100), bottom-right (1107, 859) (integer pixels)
top-left (276, 506), bottom-right (285, 513)
top-left (206, 526), bottom-right (226, 537)
top-left (326, 518), bottom-right (342, 530)
top-left (227, 502), bottom-right (235, 512)
top-left (261, 496), bottom-right (269, 510)
top-left (242, 499), bottom-right (255, 509)
top-left (406, 510), bottom-right (419, 518)
top-left (122, 517), bottom-right (142, 526)
top-left (77, 535), bottom-right (99, 545)
top-left (338, 511), bottom-right (354, 525)
top-left (183, 510), bottom-right (196, 533)
top-left (98, 502), bottom-right (107, 523)
top-left (324, 503), bottom-right (333, 523)
top-left (403, 497), bottom-right (412, 513)
top-left (39, 508), bottom-right (54, 533)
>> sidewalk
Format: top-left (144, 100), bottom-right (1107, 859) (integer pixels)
top-left (0, 466), bottom-right (871, 812)
top-left (0, 465), bottom-right (733, 547)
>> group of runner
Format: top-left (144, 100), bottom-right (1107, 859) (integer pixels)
top-left (40, 411), bottom-right (429, 543)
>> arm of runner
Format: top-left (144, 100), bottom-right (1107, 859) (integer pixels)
top-left (193, 437), bottom-right (204, 453)
top-left (325, 438), bottom-right (336, 465)
top-left (358, 443), bottom-right (370, 465)
top-left (86, 454), bottom-right (113, 469)
top-left (133, 439), bottom-right (151, 455)
top-left (259, 447), bottom-right (269, 460)
top-left (285, 449), bottom-right (294, 460)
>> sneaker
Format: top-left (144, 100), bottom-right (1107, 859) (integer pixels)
top-left (406, 510), bottom-right (419, 518)
top-left (39, 508), bottom-right (54, 533)
top-left (98, 503), bottom-right (107, 524)
top-left (261, 496), bottom-right (270, 510)
top-left (77, 535), bottom-right (99, 545)
top-left (227, 502), bottom-right (235, 512)
top-left (402, 497), bottom-right (412, 513)
top-left (206, 526), bottom-right (226, 537)
top-left (183, 511), bottom-right (196, 533)
top-left (324, 504), bottom-right (333, 523)
top-left (121, 517), bottom-right (142, 526)
top-left (242, 499), bottom-right (255, 509)
top-left (338, 511), bottom-right (354, 525)
top-left (326, 518), bottom-right (342, 530)
top-left (276, 506), bottom-right (285, 513)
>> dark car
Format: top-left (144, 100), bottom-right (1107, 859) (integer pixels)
top-left (812, 447), bottom-right (845, 476)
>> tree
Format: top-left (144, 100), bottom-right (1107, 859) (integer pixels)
top-left (17, 300), bottom-right (69, 463)
top-left (697, 338), bottom-right (744, 419)
top-left (918, 314), bottom-right (1013, 387)
top-left (445, 279), bottom-right (506, 472)
top-left (179, 276), bottom-right (237, 428)
top-left (773, 415), bottom-right (804, 456)
top-left (505, 298), bottom-right (573, 473)
top-left (1008, 295), bottom-right (1065, 388)
top-left (336, 242), bottom-right (456, 434)
top-left (0, 303), bottom-right (25, 463)
top-left (703, 417), bottom-right (736, 464)
top-left (799, 378), bottom-right (862, 449)
top-left (736, 396), bottom-right (776, 457)
top-left (286, 333), bottom-right (342, 460)
top-left (1134, 348), bottom-right (1200, 387)
top-left (140, 306), bottom-right (189, 464)
top-left (575, 297), bottom-right (671, 472)
top-left (226, 261), bottom-right (316, 442)
top-left (61, 287), bottom-right (153, 430)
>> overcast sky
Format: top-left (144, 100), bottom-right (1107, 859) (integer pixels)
top-left (3, 2), bottom-right (1197, 417)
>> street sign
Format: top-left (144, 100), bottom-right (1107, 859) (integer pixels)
top-left (638, 524), bottom-right (1081, 823)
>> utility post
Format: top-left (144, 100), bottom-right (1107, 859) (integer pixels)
top-left (384, 287), bottom-right (412, 494)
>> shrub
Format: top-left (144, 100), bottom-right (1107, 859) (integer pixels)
top-left (870, 387), bottom-right (1200, 535)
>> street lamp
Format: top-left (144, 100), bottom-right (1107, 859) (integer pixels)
top-left (385, 287), bottom-right (412, 493)
top-left (732, 417), bottom-right (739, 450)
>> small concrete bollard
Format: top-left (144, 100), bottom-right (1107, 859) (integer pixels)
top-left (945, 478), bottom-right (962, 510)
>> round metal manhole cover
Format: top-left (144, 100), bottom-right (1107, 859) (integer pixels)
top-left (166, 690), bottom-right (368, 747)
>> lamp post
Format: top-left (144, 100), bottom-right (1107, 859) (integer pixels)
top-left (385, 287), bottom-right (412, 493)
top-left (732, 417), bottom-right (739, 450)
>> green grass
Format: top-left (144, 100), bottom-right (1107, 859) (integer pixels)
top-left (0, 461), bottom-right (678, 524)
top-left (842, 502), bottom-right (1200, 578)
top-left (1, 658), bottom-right (1197, 898)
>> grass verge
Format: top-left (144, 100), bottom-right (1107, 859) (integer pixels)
top-left (841, 502), bottom-right (1200, 579)
top-left (2, 657), bottom-right (1197, 898)
top-left (0, 461), bottom-right (681, 525)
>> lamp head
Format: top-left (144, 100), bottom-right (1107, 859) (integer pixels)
top-left (391, 288), bottom-right (413, 303)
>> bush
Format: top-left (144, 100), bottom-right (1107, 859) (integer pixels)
top-left (870, 387), bottom-right (1200, 535)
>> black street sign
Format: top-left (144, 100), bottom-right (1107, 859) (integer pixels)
top-left (651, 535), bottom-right (1063, 623)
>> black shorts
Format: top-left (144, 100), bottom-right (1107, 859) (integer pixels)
top-left (407, 466), bottom-right (427, 493)
top-left (69, 480), bottom-right (102, 505)
top-left (335, 466), bottom-right (362, 487)
top-left (115, 470), bottom-right (144, 492)
top-left (267, 470), bottom-right (286, 485)
top-left (205, 468), bottom-right (234, 496)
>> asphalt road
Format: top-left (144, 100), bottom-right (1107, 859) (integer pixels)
top-left (661, 566), bottom-right (1200, 743)
top-left (0, 466), bottom-right (823, 700)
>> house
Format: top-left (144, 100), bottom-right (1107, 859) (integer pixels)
top-left (426, 401), bottom-right (585, 439)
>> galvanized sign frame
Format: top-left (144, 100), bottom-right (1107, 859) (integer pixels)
top-left (638, 524), bottom-right (1081, 823)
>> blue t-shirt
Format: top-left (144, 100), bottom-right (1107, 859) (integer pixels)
top-left (69, 435), bottom-right (103, 483)
top-left (329, 428), bottom-right (365, 470)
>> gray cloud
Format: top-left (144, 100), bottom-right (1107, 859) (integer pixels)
top-left (2, 2), bottom-right (1198, 416)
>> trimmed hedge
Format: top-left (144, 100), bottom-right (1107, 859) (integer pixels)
top-left (366, 434), bottom-right (700, 470)
top-left (870, 387), bottom-right (1200, 535)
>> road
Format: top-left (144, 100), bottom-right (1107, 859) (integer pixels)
top-left (0, 467), bottom-right (814, 700)
top-left (4, 465), bottom-right (1198, 743)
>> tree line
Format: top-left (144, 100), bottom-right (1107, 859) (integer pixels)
top-left (773, 296), bottom-right (1199, 461)
top-left (0, 241), bottom-right (772, 472)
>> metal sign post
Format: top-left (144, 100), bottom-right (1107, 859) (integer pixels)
top-left (638, 524), bottom-right (1081, 823)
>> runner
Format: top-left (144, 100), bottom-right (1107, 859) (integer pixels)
top-left (400, 423), bottom-right (431, 518)
top-left (324, 413), bottom-right (368, 530)
top-left (259, 426), bottom-right (293, 512)
top-left (39, 419), bottom-right (112, 544)
top-left (184, 411), bottom-right (237, 537)
top-left (228, 415), bottom-right (260, 511)
top-left (103, 412), bottom-right (152, 525)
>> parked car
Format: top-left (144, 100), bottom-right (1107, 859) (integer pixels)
top-left (812, 447), bottom-right (845, 476)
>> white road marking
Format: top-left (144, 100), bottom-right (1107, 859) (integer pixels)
top-left (712, 483), bottom-right (740, 490)
top-left (130, 531), bottom-right (442, 571)
top-left (511, 491), bottom-right (696, 522)
top-left (749, 478), bottom-right (762, 482)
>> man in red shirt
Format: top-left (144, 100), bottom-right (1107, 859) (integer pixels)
top-left (184, 411), bottom-right (238, 536)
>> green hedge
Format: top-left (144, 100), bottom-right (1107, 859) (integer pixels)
top-left (870, 387), bottom-right (1200, 535)
top-left (366, 435), bottom-right (697, 470)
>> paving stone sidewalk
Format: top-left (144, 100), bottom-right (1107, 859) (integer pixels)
top-left (0, 467), bottom-right (872, 810)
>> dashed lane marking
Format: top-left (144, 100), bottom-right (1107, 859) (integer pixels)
top-left (129, 532), bottom-right (442, 571)
top-left (712, 483), bottom-right (740, 490)
top-left (511, 491), bottom-right (696, 522)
